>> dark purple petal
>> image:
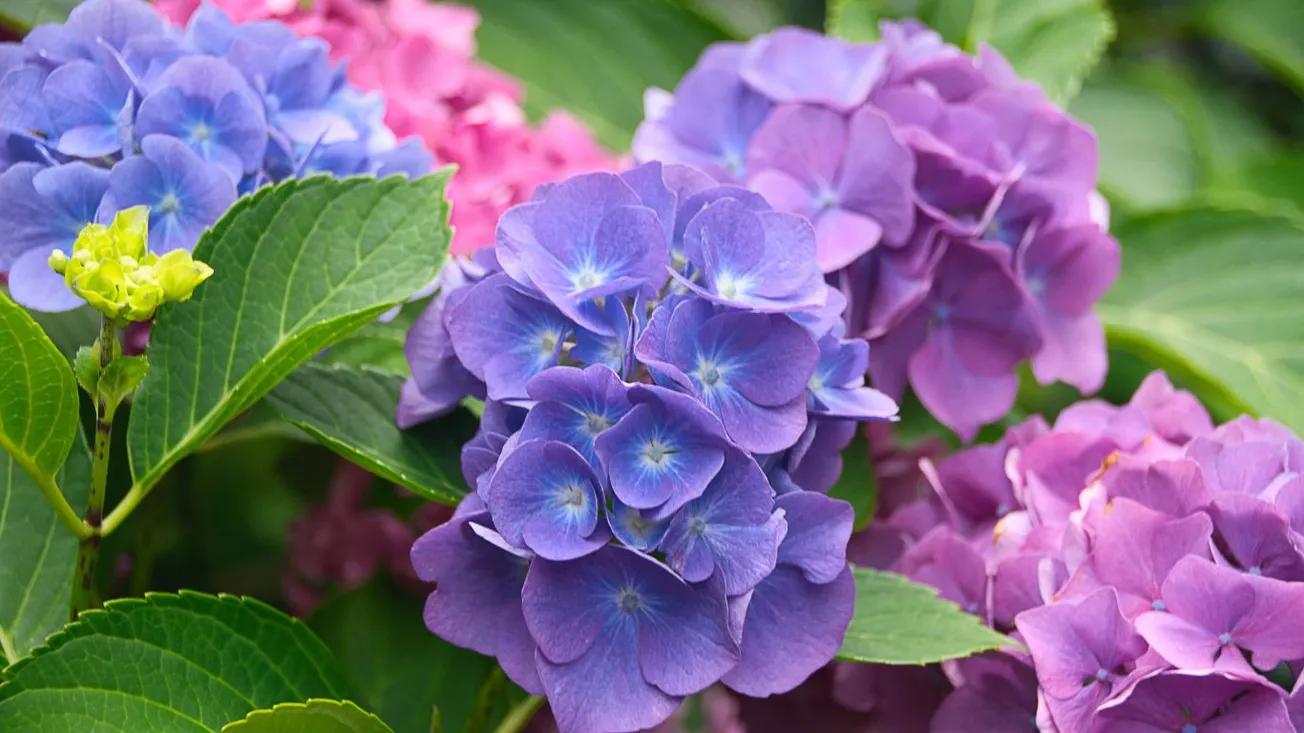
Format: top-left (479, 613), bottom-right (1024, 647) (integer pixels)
top-left (1208, 494), bottom-right (1304, 581)
top-left (1015, 587), bottom-right (1151, 701)
top-left (1095, 673), bottom-right (1294, 733)
top-left (775, 491), bottom-right (853, 584)
top-left (485, 439), bottom-right (609, 561)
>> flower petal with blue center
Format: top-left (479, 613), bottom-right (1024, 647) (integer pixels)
top-left (43, 58), bottom-right (132, 158)
top-left (136, 55), bottom-right (269, 184)
top-left (661, 448), bottom-right (787, 594)
top-left (446, 274), bottom-right (576, 401)
top-left (518, 364), bottom-right (632, 470)
top-left (594, 384), bottom-right (729, 519)
top-left (0, 161), bottom-right (108, 311)
top-left (523, 545), bottom-right (739, 733)
top-left (497, 172), bottom-right (669, 335)
top-left (485, 438), bottom-right (611, 561)
top-left (101, 134), bottom-right (236, 253)
top-left (808, 332), bottom-right (900, 420)
top-left (608, 496), bottom-right (672, 552)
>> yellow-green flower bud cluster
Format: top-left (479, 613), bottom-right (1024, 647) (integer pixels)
top-left (48, 207), bottom-right (213, 323)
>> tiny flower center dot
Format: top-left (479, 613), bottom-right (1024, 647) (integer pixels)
top-left (1182, 725), bottom-right (1197, 733)
top-left (698, 363), bottom-right (722, 387)
top-left (1218, 632), bottom-right (1233, 646)
top-left (644, 438), bottom-right (670, 466)
top-left (559, 483), bottom-right (587, 508)
top-left (1093, 668), bottom-right (1109, 683)
top-left (159, 193), bottom-right (182, 214)
top-left (815, 188), bottom-right (839, 211)
top-left (1249, 566), bottom-right (1263, 576)
top-left (191, 122), bottom-right (213, 143)
top-left (584, 413), bottom-right (611, 435)
top-left (539, 332), bottom-right (559, 355)
top-left (617, 589), bottom-right (643, 614)
top-left (688, 516), bottom-right (709, 537)
top-left (1151, 600), bottom-right (1166, 611)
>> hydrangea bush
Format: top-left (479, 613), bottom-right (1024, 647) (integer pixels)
top-left (2, 3), bottom-right (1303, 733)
top-left (635, 22), bottom-right (1121, 439)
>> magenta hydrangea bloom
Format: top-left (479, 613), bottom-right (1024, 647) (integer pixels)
top-left (635, 21), bottom-right (1119, 438)
top-left (814, 371), bottom-right (1304, 732)
top-left (0, 0), bottom-right (432, 311)
top-left (406, 161), bottom-right (898, 733)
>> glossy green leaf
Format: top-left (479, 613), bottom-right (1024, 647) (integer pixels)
top-left (0, 437), bottom-right (89, 665)
top-left (0, 292), bottom-right (81, 494)
top-left (1199, 0), bottom-right (1304, 94)
top-left (266, 363), bottom-right (467, 504)
top-left (0, 591), bottom-right (350, 731)
top-left (826, 0), bottom-right (880, 41)
top-left (467, 0), bottom-right (732, 148)
top-left (983, 0), bottom-right (1114, 104)
top-left (124, 173), bottom-right (452, 520)
top-left (0, 0), bottom-right (76, 33)
top-left (1098, 206), bottom-right (1304, 433)
top-left (311, 582), bottom-right (500, 733)
top-left (29, 307), bottom-right (99, 363)
top-left (222, 700), bottom-right (394, 733)
top-left (319, 320), bottom-right (411, 376)
top-left (838, 568), bottom-right (1015, 664)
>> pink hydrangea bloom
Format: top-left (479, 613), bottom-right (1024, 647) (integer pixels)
top-left (156, 0), bottom-right (615, 256)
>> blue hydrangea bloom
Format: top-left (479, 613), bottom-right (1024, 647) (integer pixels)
top-left (0, 0), bottom-right (432, 311)
top-left (406, 160), bottom-right (899, 732)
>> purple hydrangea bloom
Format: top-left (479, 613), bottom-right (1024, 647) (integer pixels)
top-left (635, 21), bottom-right (1117, 438)
top-left (824, 371), bottom-right (1304, 733)
top-left (407, 160), bottom-right (897, 731)
top-left (524, 546), bottom-right (738, 733)
top-left (0, 0), bottom-right (431, 311)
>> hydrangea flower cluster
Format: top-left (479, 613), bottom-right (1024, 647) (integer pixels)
top-left (0, 0), bottom-right (430, 312)
top-left (402, 161), bottom-right (899, 733)
top-left (155, 0), bottom-right (615, 256)
top-left (635, 22), bottom-right (1120, 440)
top-left (820, 372), bottom-right (1304, 732)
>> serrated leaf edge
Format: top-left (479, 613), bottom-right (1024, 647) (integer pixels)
top-left (220, 698), bottom-right (393, 732)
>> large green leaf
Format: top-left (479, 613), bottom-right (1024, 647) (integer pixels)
top-left (310, 582), bottom-right (500, 733)
top-left (1069, 80), bottom-right (1198, 211)
top-left (0, 292), bottom-right (81, 498)
top-left (826, 0), bottom-right (1113, 104)
top-left (467, 0), bottom-right (732, 149)
top-left (838, 568), bottom-right (1014, 664)
top-left (266, 364), bottom-right (467, 505)
top-left (122, 173), bottom-right (451, 525)
top-left (0, 438), bottom-right (89, 665)
top-left (1198, 0), bottom-right (1304, 95)
top-left (0, 0), bottom-right (76, 33)
top-left (983, 0), bottom-right (1114, 104)
top-left (222, 700), bottom-right (394, 733)
top-left (0, 591), bottom-right (350, 731)
top-left (1098, 206), bottom-right (1304, 433)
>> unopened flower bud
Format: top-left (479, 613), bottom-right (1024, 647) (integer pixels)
top-left (48, 249), bottom-right (70, 275)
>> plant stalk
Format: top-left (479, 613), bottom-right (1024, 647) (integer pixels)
top-left (492, 696), bottom-right (545, 733)
top-left (70, 316), bottom-right (117, 620)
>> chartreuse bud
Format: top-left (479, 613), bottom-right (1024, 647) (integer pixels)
top-left (50, 206), bottom-right (213, 323)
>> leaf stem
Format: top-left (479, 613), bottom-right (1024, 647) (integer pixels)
top-left (8, 445), bottom-right (92, 539)
top-left (464, 667), bottom-right (508, 733)
top-left (70, 316), bottom-right (117, 620)
top-left (491, 696), bottom-right (545, 733)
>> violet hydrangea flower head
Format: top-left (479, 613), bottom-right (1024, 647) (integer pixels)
top-left (824, 371), bottom-right (1304, 732)
top-left (405, 160), bottom-right (899, 733)
top-left (0, 0), bottom-right (432, 312)
top-left (635, 22), bottom-right (1119, 438)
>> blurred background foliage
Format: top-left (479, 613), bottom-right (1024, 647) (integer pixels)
top-left (3, 1), bottom-right (1302, 729)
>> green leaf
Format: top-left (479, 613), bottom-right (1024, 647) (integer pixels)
top-left (96, 355), bottom-right (148, 415)
top-left (826, 0), bottom-right (880, 41)
top-left (0, 291), bottom-right (81, 493)
top-left (319, 320), bottom-right (411, 376)
top-left (983, 0), bottom-right (1115, 104)
top-left (266, 364), bottom-right (467, 504)
top-left (0, 0), bottom-right (76, 33)
top-left (826, 428), bottom-right (877, 531)
top-left (838, 567), bottom-right (1015, 664)
top-left (466, 0), bottom-right (732, 149)
top-left (124, 173), bottom-right (452, 516)
top-left (1198, 0), bottom-right (1304, 95)
top-left (1207, 149), bottom-right (1304, 217)
top-left (310, 582), bottom-right (500, 733)
top-left (0, 591), bottom-right (351, 731)
top-left (0, 437), bottom-right (90, 665)
top-left (1097, 206), bottom-right (1304, 434)
top-left (222, 700), bottom-right (394, 733)
top-left (29, 307), bottom-right (99, 363)
top-left (828, 0), bottom-right (1112, 104)
top-left (73, 346), bottom-right (99, 395)
top-left (1069, 79), bottom-right (1198, 211)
